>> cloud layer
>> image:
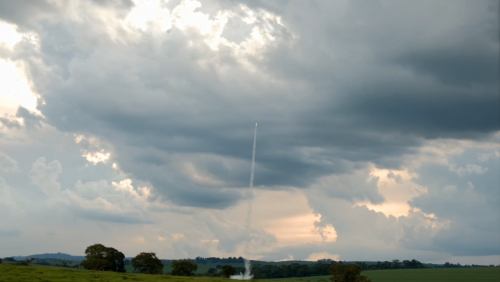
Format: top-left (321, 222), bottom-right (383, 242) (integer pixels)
top-left (0, 0), bottom-right (499, 264)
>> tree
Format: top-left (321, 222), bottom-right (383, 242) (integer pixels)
top-left (106, 247), bottom-right (126, 272)
top-left (0, 258), bottom-right (2, 264)
top-left (221, 265), bottom-right (236, 278)
top-left (26, 258), bottom-right (35, 266)
top-left (171, 260), bottom-right (198, 276)
top-left (381, 261), bottom-right (391, 269)
top-left (207, 268), bottom-right (218, 276)
top-left (131, 252), bottom-right (163, 274)
top-left (329, 264), bottom-right (372, 282)
top-left (391, 260), bottom-right (402, 269)
top-left (15, 258), bottom-right (35, 266)
top-left (80, 244), bottom-right (126, 272)
top-left (80, 258), bottom-right (112, 272)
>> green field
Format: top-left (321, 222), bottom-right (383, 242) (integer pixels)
top-left (0, 264), bottom-right (224, 282)
top-left (1, 264), bottom-right (499, 282)
top-left (272, 268), bottom-right (500, 282)
top-left (362, 268), bottom-right (500, 282)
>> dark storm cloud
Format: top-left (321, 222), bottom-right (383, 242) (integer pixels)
top-left (259, 1), bottom-right (500, 138)
top-left (166, 189), bottom-right (238, 209)
top-left (395, 46), bottom-right (499, 87)
top-left (5, 0), bottom-right (499, 211)
top-left (334, 82), bottom-right (499, 139)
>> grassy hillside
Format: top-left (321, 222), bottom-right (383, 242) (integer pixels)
top-left (1, 264), bottom-right (499, 282)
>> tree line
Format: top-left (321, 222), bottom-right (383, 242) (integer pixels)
top-left (194, 256), bottom-right (245, 264)
top-left (78, 243), bottom-right (199, 275)
top-left (3, 244), bottom-right (498, 279)
top-left (75, 243), bottom-right (429, 278)
top-left (247, 259), bottom-right (429, 279)
top-left (354, 259), bottom-right (425, 271)
top-left (207, 262), bottom-right (372, 282)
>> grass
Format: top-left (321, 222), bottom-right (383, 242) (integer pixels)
top-left (1, 264), bottom-right (499, 282)
top-left (269, 268), bottom-right (500, 282)
top-left (361, 268), bottom-right (500, 281)
top-left (0, 264), bottom-right (226, 282)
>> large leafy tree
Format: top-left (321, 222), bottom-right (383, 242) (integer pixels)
top-left (80, 244), bottom-right (126, 273)
top-left (171, 260), bottom-right (198, 276)
top-left (80, 258), bottom-right (112, 272)
top-left (106, 247), bottom-right (126, 272)
top-left (221, 265), bottom-right (236, 278)
top-left (131, 252), bottom-right (164, 274)
top-left (329, 264), bottom-right (372, 282)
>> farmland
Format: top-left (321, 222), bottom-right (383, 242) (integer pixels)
top-left (1, 264), bottom-right (499, 282)
top-left (275, 268), bottom-right (500, 282)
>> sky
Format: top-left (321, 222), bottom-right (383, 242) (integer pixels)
top-left (0, 0), bottom-right (499, 265)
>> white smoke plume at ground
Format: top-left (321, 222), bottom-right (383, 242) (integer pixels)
top-left (230, 259), bottom-right (254, 280)
top-left (231, 123), bottom-right (257, 280)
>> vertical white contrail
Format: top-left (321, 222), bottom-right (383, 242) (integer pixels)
top-left (232, 123), bottom-right (257, 280)
top-left (250, 122), bottom-right (257, 190)
top-left (246, 123), bottom-right (257, 229)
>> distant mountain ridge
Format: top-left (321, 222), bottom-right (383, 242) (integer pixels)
top-left (10, 252), bottom-right (139, 261)
top-left (12, 252), bottom-right (86, 261)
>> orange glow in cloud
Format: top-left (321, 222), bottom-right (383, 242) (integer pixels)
top-left (357, 167), bottom-right (427, 218)
top-left (306, 252), bottom-right (340, 261)
top-left (226, 190), bottom-right (337, 247)
top-left (133, 236), bottom-right (146, 244)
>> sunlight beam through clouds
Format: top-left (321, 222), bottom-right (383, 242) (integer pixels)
top-left (0, 20), bottom-right (42, 127)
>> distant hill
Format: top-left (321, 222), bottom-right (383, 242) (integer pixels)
top-left (10, 252), bottom-right (138, 261)
top-left (11, 252), bottom-right (86, 261)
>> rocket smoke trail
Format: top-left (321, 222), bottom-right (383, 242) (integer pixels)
top-left (246, 123), bottom-right (257, 229)
top-left (250, 123), bottom-right (257, 189)
top-left (231, 123), bottom-right (257, 280)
